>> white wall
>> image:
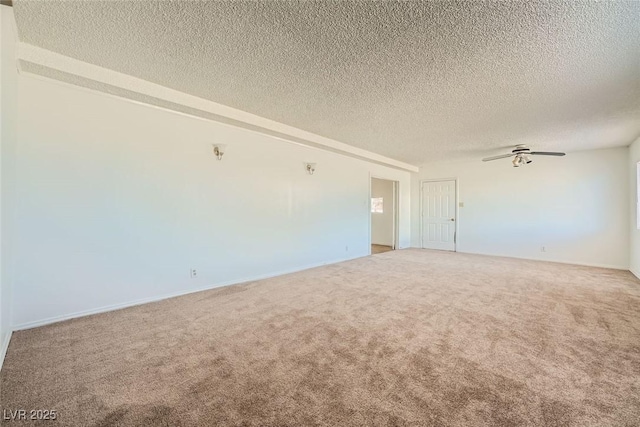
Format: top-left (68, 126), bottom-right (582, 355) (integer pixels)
top-left (8, 73), bottom-right (411, 329)
top-left (1, 5), bottom-right (18, 368)
top-left (411, 147), bottom-right (630, 269)
top-left (630, 137), bottom-right (640, 278)
top-left (371, 178), bottom-right (394, 246)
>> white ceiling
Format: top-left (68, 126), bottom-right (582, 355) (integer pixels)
top-left (13, 1), bottom-right (640, 165)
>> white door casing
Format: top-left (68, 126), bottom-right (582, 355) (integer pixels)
top-left (421, 179), bottom-right (456, 251)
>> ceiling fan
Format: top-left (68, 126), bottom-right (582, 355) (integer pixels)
top-left (482, 145), bottom-right (566, 167)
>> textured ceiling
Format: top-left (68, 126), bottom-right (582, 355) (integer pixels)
top-left (13, 0), bottom-right (640, 164)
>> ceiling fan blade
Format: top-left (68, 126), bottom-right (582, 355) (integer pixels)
top-left (529, 152), bottom-right (566, 156)
top-left (482, 153), bottom-right (514, 162)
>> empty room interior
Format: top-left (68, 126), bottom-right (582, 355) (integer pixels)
top-left (1, 1), bottom-right (639, 426)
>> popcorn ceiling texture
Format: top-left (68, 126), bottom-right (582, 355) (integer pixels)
top-left (13, 1), bottom-right (640, 164)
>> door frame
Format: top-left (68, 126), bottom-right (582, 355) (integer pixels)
top-left (369, 175), bottom-right (400, 254)
top-left (420, 178), bottom-right (459, 252)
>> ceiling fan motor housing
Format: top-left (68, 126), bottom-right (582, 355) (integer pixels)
top-left (512, 146), bottom-right (531, 154)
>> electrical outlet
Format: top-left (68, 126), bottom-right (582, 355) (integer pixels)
top-left (190, 268), bottom-right (197, 278)
top-left (541, 246), bottom-right (546, 252)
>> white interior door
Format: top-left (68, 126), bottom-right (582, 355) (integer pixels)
top-left (421, 180), bottom-right (456, 251)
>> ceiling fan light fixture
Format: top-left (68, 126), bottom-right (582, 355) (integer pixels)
top-left (512, 155), bottom-right (523, 167)
top-left (523, 155), bottom-right (532, 164)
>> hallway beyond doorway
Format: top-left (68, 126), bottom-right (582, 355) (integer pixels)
top-left (371, 244), bottom-right (393, 254)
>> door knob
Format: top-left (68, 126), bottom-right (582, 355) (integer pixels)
top-left (450, 218), bottom-right (455, 221)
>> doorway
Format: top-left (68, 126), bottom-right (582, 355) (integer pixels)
top-left (420, 179), bottom-right (457, 251)
top-left (370, 177), bottom-right (399, 255)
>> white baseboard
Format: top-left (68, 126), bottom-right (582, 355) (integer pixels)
top-left (13, 253), bottom-right (366, 331)
top-left (12, 249), bottom-right (634, 332)
top-left (631, 268), bottom-right (640, 281)
top-left (457, 250), bottom-right (629, 270)
top-left (408, 246), bottom-right (629, 271)
top-left (0, 331), bottom-right (12, 372)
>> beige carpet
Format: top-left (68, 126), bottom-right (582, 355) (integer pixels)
top-left (2, 249), bottom-right (639, 426)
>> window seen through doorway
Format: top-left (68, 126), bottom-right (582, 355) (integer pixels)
top-left (371, 197), bottom-right (383, 214)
